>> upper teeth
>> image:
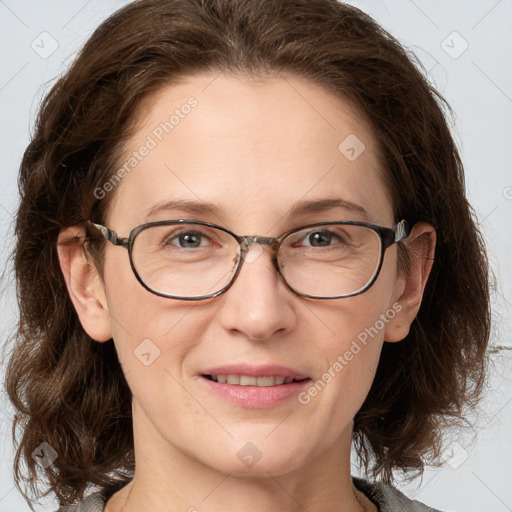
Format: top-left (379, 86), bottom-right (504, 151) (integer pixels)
top-left (211, 375), bottom-right (296, 386)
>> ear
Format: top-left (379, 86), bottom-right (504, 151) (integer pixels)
top-left (57, 226), bottom-right (112, 342)
top-left (384, 222), bottom-right (436, 343)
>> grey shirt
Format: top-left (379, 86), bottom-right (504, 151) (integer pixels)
top-left (56, 478), bottom-right (443, 511)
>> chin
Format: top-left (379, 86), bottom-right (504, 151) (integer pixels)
top-left (203, 437), bottom-right (312, 478)
top-left (218, 457), bottom-right (306, 479)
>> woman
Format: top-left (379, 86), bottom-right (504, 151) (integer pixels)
top-left (5, 0), bottom-right (490, 511)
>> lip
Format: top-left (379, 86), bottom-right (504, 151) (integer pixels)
top-left (199, 376), bottom-right (311, 408)
top-left (199, 364), bottom-right (311, 409)
top-left (201, 364), bottom-right (309, 380)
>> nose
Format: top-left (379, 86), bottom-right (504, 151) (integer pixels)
top-left (218, 243), bottom-right (297, 341)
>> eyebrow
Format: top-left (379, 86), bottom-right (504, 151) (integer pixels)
top-left (143, 197), bottom-right (369, 222)
top-left (287, 198), bottom-right (369, 221)
top-left (143, 199), bottom-right (223, 221)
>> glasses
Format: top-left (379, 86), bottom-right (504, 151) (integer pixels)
top-left (86, 219), bottom-right (410, 301)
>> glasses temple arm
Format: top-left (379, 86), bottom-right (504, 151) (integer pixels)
top-left (89, 222), bottom-right (129, 247)
top-left (394, 219), bottom-right (410, 242)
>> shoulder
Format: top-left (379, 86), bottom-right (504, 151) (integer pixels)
top-left (353, 477), bottom-right (445, 512)
top-left (55, 490), bottom-right (108, 512)
top-left (54, 480), bottom-right (131, 512)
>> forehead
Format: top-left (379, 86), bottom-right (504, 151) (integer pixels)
top-left (106, 72), bottom-right (393, 232)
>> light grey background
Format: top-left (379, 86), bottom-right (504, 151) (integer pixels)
top-left (0, 1), bottom-right (511, 511)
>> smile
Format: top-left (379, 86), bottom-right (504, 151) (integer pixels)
top-left (202, 374), bottom-right (308, 386)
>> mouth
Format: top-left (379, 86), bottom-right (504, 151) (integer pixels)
top-left (201, 374), bottom-right (310, 386)
top-left (198, 364), bottom-right (312, 407)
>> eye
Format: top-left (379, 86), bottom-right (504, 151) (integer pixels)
top-left (165, 229), bottom-right (212, 249)
top-left (298, 229), bottom-right (349, 248)
top-left (306, 230), bottom-right (335, 247)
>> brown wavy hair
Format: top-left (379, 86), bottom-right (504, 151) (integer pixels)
top-left (3, 0), bottom-right (490, 508)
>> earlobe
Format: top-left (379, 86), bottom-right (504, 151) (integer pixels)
top-left (384, 222), bottom-right (436, 343)
top-left (57, 226), bottom-right (112, 342)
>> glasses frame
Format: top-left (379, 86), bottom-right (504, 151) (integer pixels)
top-left (86, 218), bottom-right (410, 301)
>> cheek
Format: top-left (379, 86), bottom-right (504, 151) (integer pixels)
top-left (316, 300), bottom-right (386, 387)
top-left (304, 257), bottom-right (400, 411)
top-left (317, 271), bottom-right (397, 358)
top-left (101, 249), bottom-right (191, 375)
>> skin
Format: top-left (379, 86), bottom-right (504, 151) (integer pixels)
top-left (58, 72), bottom-right (435, 512)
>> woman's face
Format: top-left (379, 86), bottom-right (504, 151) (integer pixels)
top-left (97, 72), bottom-right (406, 477)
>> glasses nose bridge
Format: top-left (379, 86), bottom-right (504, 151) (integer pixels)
top-left (239, 235), bottom-right (280, 254)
